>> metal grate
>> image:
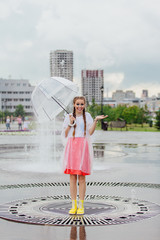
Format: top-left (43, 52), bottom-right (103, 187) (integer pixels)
top-left (0, 194), bottom-right (160, 226)
top-left (0, 181), bottom-right (160, 190)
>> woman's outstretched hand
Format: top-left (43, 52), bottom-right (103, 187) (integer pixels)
top-left (95, 115), bottom-right (108, 121)
top-left (89, 115), bottom-right (108, 135)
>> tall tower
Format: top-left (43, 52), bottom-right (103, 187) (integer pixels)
top-left (81, 70), bottom-right (104, 103)
top-left (142, 90), bottom-right (148, 98)
top-left (50, 50), bottom-right (73, 81)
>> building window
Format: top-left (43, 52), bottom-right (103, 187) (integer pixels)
top-left (17, 83), bottom-right (20, 86)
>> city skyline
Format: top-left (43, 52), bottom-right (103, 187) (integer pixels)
top-left (0, 0), bottom-right (160, 97)
top-left (1, 77), bottom-right (159, 115)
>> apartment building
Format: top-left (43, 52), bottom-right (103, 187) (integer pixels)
top-left (0, 78), bottom-right (35, 114)
top-left (81, 70), bottom-right (104, 103)
top-left (50, 50), bottom-right (73, 81)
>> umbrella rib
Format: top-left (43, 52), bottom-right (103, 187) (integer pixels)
top-left (53, 96), bottom-right (69, 111)
top-left (51, 77), bottom-right (78, 93)
top-left (51, 96), bottom-right (69, 114)
top-left (32, 104), bottom-right (39, 117)
top-left (42, 107), bottom-right (52, 120)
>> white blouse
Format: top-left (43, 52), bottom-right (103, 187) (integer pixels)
top-left (62, 112), bottom-right (93, 138)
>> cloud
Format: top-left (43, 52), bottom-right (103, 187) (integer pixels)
top-left (104, 74), bottom-right (160, 98)
top-left (6, 40), bottom-right (33, 53)
top-left (0, 0), bottom-right (160, 96)
top-left (0, 0), bottom-right (23, 19)
top-left (104, 73), bottom-right (125, 97)
top-left (85, 42), bottom-right (115, 69)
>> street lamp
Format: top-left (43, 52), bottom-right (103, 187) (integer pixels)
top-left (100, 85), bottom-right (104, 129)
top-left (84, 92), bottom-right (89, 107)
top-left (1, 99), bottom-right (7, 123)
top-left (2, 101), bottom-right (4, 123)
top-left (4, 99), bottom-right (7, 123)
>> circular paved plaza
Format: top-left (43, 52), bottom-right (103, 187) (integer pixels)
top-left (0, 131), bottom-right (160, 240)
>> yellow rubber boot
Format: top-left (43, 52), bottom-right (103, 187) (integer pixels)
top-left (77, 200), bottom-right (84, 215)
top-left (69, 200), bottom-right (77, 215)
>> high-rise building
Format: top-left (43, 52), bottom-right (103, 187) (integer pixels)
top-left (81, 70), bottom-right (104, 103)
top-left (142, 90), bottom-right (148, 98)
top-left (50, 50), bottom-right (73, 81)
top-left (125, 90), bottom-right (136, 99)
top-left (112, 90), bottom-right (125, 101)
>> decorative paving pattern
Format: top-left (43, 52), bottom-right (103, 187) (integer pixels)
top-left (0, 195), bottom-right (160, 226)
top-left (0, 181), bottom-right (160, 190)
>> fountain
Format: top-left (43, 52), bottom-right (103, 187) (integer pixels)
top-left (0, 77), bottom-right (160, 239)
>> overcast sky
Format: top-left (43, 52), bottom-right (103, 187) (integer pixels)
top-left (0, 0), bottom-right (160, 97)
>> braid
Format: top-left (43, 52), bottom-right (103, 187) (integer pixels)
top-left (72, 96), bottom-right (86, 137)
top-left (83, 108), bottom-right (86, 136)
top-left (72, 106), bottom-right (76, 138)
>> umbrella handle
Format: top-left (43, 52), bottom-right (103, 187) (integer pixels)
top-left (51, 96), bottom-right (69, 114)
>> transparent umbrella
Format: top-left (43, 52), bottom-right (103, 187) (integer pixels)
top-left (31, 77), bottom-right (79, 122)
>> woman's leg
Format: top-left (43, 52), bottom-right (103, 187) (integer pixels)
top-left (70, 174), bottom-right (77, 200)
top-left (69, 174), bottom-right (78, 214)
top-left (77, 175), bottom-right (86, 214)
top-left (78, 175), bottom-right (86, 200)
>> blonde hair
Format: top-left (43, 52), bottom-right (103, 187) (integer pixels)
top-left (72, 96), bottom-right (86, 137)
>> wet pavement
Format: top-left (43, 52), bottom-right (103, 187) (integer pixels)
top-left (0, 131), bottom-right (160, 240)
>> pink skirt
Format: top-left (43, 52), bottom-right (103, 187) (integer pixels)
top-left (64, 137), bottom-right (91, 175)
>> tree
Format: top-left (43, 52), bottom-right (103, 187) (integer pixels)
top-left (155, 110), bottom-right (160, 130)
top-left (87, 99), bottom-right (99, 119)
top-left (0, 111), bottom-right (4, 123)
top-left (122, 106), bottom-right (139, 124)
top-left (0, 110), bottom-right (12, 123)
top-left (114, 105), bottom-right (127, 120)
top-left (103, 105), bottom-right (116, 121)
top-left (14, 105), bottom-right (25, 117)
top-left (136, 107), bottom-right (149, 126)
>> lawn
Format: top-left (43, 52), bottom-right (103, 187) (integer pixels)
top-left (96, 123), bottom-right (159, 132)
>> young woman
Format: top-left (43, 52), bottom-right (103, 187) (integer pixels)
top-left (62, 96), bottom-right (108, 215)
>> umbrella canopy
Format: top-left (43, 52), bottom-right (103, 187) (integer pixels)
top-left (31, 77), bottom-right (79, 122)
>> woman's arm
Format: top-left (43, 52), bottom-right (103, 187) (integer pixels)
top-left (65, 125), bottom-right (71, 138)
top-left (89, 119), bottom-right (98, 135)
top-left (89, 115), bottom-right (108, 135)
top-left (64, 114), bottom-right (76, 137)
